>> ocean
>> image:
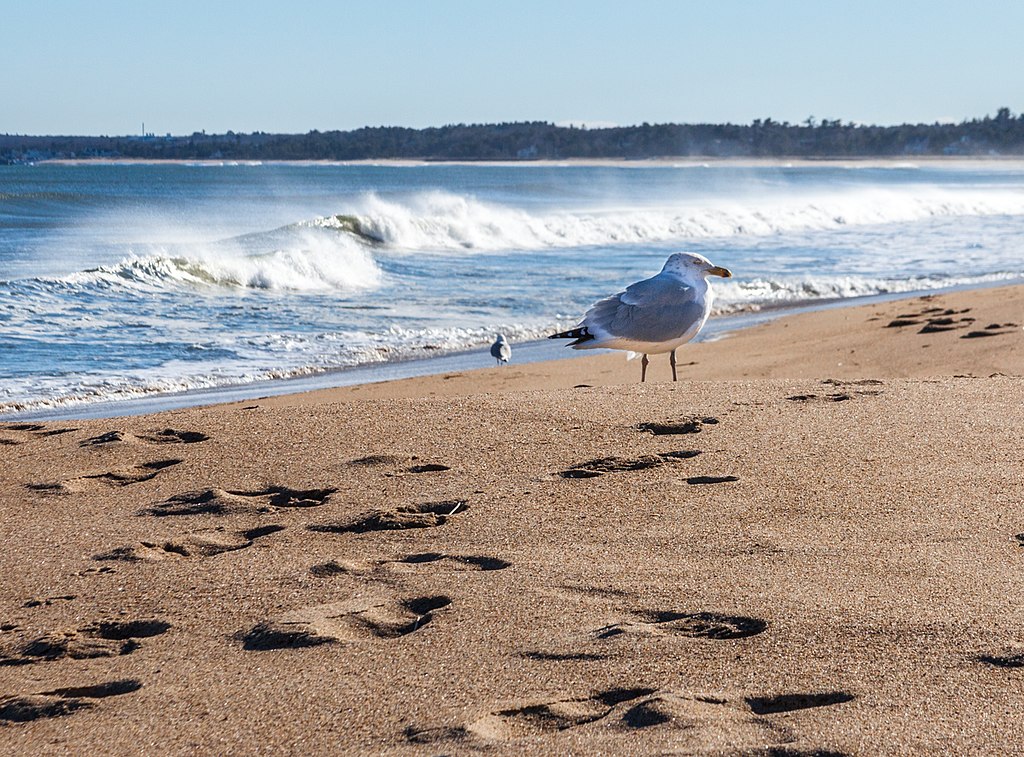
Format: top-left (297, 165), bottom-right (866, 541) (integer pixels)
top-left (2, 160), bottom-right (1023, 416)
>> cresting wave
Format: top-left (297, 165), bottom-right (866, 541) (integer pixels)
top-left (49, 226), bottom-right (382, 293)
top-left (314, 187), bottom-right (1024, 252)
top-left (7, 185), bottom-right (1023, 295)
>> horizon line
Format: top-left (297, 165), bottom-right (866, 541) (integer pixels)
top-left (4, 109), bottom-right (1020, 140)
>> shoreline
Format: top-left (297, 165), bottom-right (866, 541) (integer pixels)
top-left (35, 155), bottom-right (1024, 169)
top-left (6, 277), bottom-right (1022, 421)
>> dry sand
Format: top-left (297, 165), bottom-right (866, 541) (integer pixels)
top-left (0, 285), bottom-right (1022, 755)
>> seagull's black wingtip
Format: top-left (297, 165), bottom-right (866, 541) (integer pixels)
top-left (549, 326), bottom-right (595, 346)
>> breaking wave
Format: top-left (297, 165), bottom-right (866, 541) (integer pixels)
top-left (12, 185), bottom-right (1024, 295)
top-left (53, 226), bottom-right (382, 293)
top-left (313, 187), bottom-right (1024, 252)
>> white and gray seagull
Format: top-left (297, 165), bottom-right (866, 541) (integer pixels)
top-left (549, 252), bottom-right (732, 382)
top-left (490, 333), bottom-right (511, 365)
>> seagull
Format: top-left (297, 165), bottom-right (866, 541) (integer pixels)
top-left (548, 252), bottom-right (732, 382)
top-left (490, 334), bottom-right (511, 365)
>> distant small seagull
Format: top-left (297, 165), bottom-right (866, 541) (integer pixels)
top-left (549, 252), bottom-right (732, 382)
top-left (490, 334), bottom-right (511, 365)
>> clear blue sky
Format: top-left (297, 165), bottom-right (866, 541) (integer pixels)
top-left (3, 0), bottom-right (1022, 135)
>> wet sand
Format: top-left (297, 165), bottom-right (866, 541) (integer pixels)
top-left (0, 285), bottom-right (1022, 755)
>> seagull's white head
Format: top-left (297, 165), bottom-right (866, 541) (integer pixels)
top-left (661, 252), bottom-right (732, 280)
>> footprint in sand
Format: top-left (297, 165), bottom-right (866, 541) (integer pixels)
top-left (745, 691), bottom-right (856, 714)
top-left (388, 552), bottom-right (509, 570)
top-left (309, 552), bottom-right (510, 578)
top-left (80, 428), bottom-right (209, 447)
top-left (346, 454), bottom-right (451, 476)
top-left (559, 451), bottom-right (700, 479)
top-left (686, 475), bottom-right (740, 485)
top-left (27, 459), bottom-right (182, 494)
top-left (22, 594), bottom-right (76, 608)
top-left (976, 651), bottom-right (1024, 668)
top-left (788, 380), bottom-right (884, 404)
top-left (0, 424), bottom-right (79, 446)
top-left (636, 417), bottom-right (718, 436)
top-left (595, 610), bottom-right (766, 640)
top-left (885, 318), bottom-right (925, 328)
top-left (0, 619), bottom-right (170, 666)
top-left (403, 463), bottom-right (451, 474)
top-left (139, 486), bottom-right (335, 516)
top-left (140, 428), bottom-right (210, 444)
top-left (94, 524), bottom-right (285, 561)
top-left (962, 322), bottom-right (1020, 339)
top-left (80, 430), bottom-right (134, 446)
top-left (824, 378), bottom-right (884, 387)
top-left (918, 316), bottom-right (976, 334)
top-left (347, 454), bottom-right (417, 467)
top-left (1, 423), bottom-right (45, 433)
top-left (240, 594), bottom-right (451, 650)
top-left (308, 500), bottom-right (468, 534)
top-left (76, 565), bottom-right (116, 576)
top-left (0, 680), bottom-right (142, 724)
top-left (787, 393), bottom-right (854, 403)
top-left (407, 685), bottom-right (853, 749)
top-left (518, 651), bottom-right (609, 662)
top-left (885, 306), bottom-right (974, 332)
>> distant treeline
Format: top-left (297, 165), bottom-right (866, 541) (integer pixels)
top-left (4, 108), bottom-right (1024, 163)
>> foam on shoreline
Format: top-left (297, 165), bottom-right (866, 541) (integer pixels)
top-left (7, 279), bottom-right (1020, 421)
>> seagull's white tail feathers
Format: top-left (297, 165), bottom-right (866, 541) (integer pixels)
top-left (626, 351), bottom-right (640, 361)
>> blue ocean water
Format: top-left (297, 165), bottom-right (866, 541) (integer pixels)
top-left (2, 160), bottom-right (1024, 414)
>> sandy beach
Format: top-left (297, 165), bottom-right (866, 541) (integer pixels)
top-left (1, 284), bottom-right (1022, 755)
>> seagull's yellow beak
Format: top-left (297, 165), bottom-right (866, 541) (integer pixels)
top-left (708, 266), bottom-right (732, 278)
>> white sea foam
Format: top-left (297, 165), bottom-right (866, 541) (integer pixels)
top-left (15, 186), bottom-right (1024, 295)
top-left (712, 270), bottom-right (1024, 311)
top-left (314, 187), bottom-right (1024, 253)
top-left (5, 267), bottom-right (1022, 416)
top-left (0, 321), bottom-right (554, 414)
top-left (59, 226), bottom-right (382, 292)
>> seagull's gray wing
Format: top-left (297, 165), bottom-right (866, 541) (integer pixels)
top-left (584, 273), bottom-right (705, 345)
